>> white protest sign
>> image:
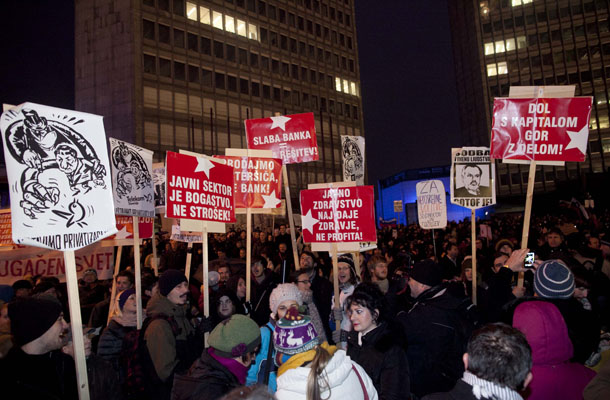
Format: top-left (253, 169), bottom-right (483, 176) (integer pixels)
top-left (341, 135), bottom-right (365, 185)
top-left (109, 138), bottom-right (154, 217)
top-left (416, 180), bottom-right (447, 229)
top-left (0, 103), bottom-right (117, 250)
top-left (450, 147), bottom-right (497, 210)
top-left (153, 162), bottom-right (166, 213)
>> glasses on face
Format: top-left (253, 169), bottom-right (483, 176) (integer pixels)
top-left (297, 279), bottom-right (311, 285)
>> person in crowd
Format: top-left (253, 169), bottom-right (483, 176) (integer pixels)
top-left (584, 356), bottom-right (610, 399)
top-left (538, 227), bottom-right (570, 260)
top-left (530, 259), bottom-right (600, 364)
top-left (495, 239), bottom-right (514, 257)
top-left (218, 264), bottom-right (231, 285)
top-left (89, 270), bottom-right (134, 329)
top-left (330, 255), bottom-right (359, 348)
top-left (346, 282), bottom-right (410, 400)
top-left (141, 269), bottom-right (202, 400)
top-left (250, 256), bottom-right (278, 326)
top-left (247, 283), bottom-right (302, 392)
top-left (172, 314), bottom-right (261, 400)
top-left (0, 301), bottom-right (12, 358)
top-left (423, 323), bottom-right (533, 400)
top-left (226, 274), bottom-right (251, 316)
top-left (273, 307), bottom-right (378, 400)
top-left (483, 249), bottom-right (529, 322)
top-left (210, 288), bottom-right (242, 327)
top-left (97, 288), bottom-right (137, 383)
top-left (513, 301), bottom-right (596, 399)
top-left (220, 385), bottom-right (276, 400)
top-left (299, 251), bottom-right (333, 340)
top-left (366, 255), bottom-right (390, 293)
top-left (80, 268), bottom-right (107, 322)
top-left (440, 243), bottom-right (461, 280)
top-left (0, 296), bottom-right (78, 399)
top-left (12, 279), bottom-right (33, 298)
top-left (292, 267), bottom-right (327, 344)
top-left (397, 259), bottom-right (473, 398)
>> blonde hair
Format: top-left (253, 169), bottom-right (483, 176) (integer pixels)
top-left (306, 345), bottom-right (332, 400)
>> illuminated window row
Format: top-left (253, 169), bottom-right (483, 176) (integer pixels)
top-left (335, 77), bottom-right (358, 96)
top-left (484, 36), bottom-right (526, 55)
top-left (487, 61), bottom-right (508, 76)
top-left (512, 0), bottom-right (533, 6)
top-left (186, 2), bottom-right (258, 41)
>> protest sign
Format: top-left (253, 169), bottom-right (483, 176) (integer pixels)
top-left (216, 154), bottom-right (282, 210)
top-left (491, 97), bottom-right (592, 163)
top-left (245, 112), bottom-right (318, 164)
top-left (416, 180), bottom-right (447, 229)
top-left (171, 223), bottom-right (203, 243)
top-left (450, 147), bottom-right (496, 210)
top-left (109, 138), bottom-right (154, 217)
top-left (393, 200), bottom-right (403, 213)
top-left (0, 103), bottom-right (117, 251)
top-left (104, 215), bottom-right (153, 241)
top-left (153, 162), bottom-right (166, 212)
top-left (300, 185), bottom-right (376, 243)
top-left (0, 242), bottom-right (114, 285)
top-left (341, 135), bottom-right (365, 185)
top-left (165, 151), bottom-right (235, 223)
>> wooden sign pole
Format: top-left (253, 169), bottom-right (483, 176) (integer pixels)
top-left (107, 245), bottom-right (123, 325)
top-left (133, 216), bottom-right (143, 329)
top-left (331, 243), bottom-right (341, 333)
top-left (202, 222), bottom-right (209, 347)
top-left (282, 165), bottom-right (301, 270)
top-left (151, 226), bottom-right (159, 276)
top-left (518, 160), bottom-right (536, 288)
top-left (471, 209), bottom-right (477, 306)
top-left (431, 228), bottom-right (437, 259)
top-left (64, 250), bottom-right (91, 400)
top-left (185, 242), bottom-right (193, 283)
top-left (246, 208), bottom-right (252, 302)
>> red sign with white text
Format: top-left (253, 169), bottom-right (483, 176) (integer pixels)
top-left (491, 97), bottom-right (592, 162)
top-left (300, 186), bottom-right (376, 243)
top-left (105, 215), bottom-right (153, 240)
top-left (245, 112), bottom-right (319, 164)
top-left (216, 156), bottom-right (283, 209)
top-left (165, 151), bottom-right (235, 223)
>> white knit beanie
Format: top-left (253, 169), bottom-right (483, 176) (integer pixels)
top-left (269, 283), bottom-right (302, 317)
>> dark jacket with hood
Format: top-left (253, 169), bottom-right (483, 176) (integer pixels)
top-left (171, 349), bottom-right (240, 400)
top-left (250, 269), bottom-right (277, 326)
top-left (346, 322), bottom-right (411, 400)
top-left (513, 301), bottom-right (595, 400)
top-left (397, 285), bottom-right (472, 398)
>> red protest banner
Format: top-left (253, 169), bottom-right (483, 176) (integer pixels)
top-left (216, 155), bottom-right (282, 209)
top-left (491, 97), bottom-right (592, 162)
top-left (245, 112), bottom-right (319, 164)
top-left (106, 215), bottom-right (154, 240)
top-left (165, 151), bottom-right (235, 223)
top-left (300, 185), bottom-right (376, 243)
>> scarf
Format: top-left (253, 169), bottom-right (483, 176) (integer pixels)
top-left (208, 347), bottom-right (249, 384)
top-left (462, 371), bottom-right (524, 400)
top-left (276, 342), bottom-right (337, 377)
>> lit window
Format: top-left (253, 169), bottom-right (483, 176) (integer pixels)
top-left (600, 116), bottom-right (609, 129)
top-left (343, 79), bottom-right (349, 93)
top-left (495, 40), bottom-right (505, 53)
top-left (350, 82), bottom-right (357, 96)
top-left (237, 19), bottom-right (247, 37)
top-left (505, 38), bottom-right (516, 52)
top-left (484, 43), bottom-right (494, 55)
top-left (497, 61), bottom-right (508, 75)
top-left (212, 11), bottom-right (223, 29)
top-left (225, 15), bottom-right (235, 33)
top-left (248, 23), bottom-right (258, 40)
top-left (186, 2), bottom-right (197, 21)
top-left (200, 7), bottom-right (211, 24)
top-left (335, 77), bottom-right (342, 91)
top-left (512, 0), bottom-right (533, 6)
top-left (517, 36), bottom-right (527, 49)
top-left (487, 63), bottom-right (498, 76)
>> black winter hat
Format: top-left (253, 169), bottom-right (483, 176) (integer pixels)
top-left (9, 297), bottom-right (63, 345)
top-left (159, 269), bottom-right (188, 296)
top-left (409, 259), bottom-right (443, 287)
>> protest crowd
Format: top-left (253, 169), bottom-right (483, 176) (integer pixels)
top-left (1, 201), bottom-right (610, 400)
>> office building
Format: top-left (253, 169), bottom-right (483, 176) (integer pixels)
top-left (75, 0), bottom-right (365, 208)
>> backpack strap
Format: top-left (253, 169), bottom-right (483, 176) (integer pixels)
top-left (262, 324), bottom-right (275, 385)
top-left (351, 364), bottom-right (369, 400)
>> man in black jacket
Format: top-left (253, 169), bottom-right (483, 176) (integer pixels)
top-left (398, 260), bottom-right (473, 398)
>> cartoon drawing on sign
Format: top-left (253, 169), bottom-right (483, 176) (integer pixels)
top-left (111, 141), bottom-right (152, 198)
top-left (3, 108), bottom-right (106, 222)
top-left (152, 165), bottom-right (166, 209)
top-left (454, 164), bottom-right (491, 198)
top-left (342, 136), bottom-right (363, 182)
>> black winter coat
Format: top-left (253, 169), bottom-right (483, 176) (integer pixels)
top-left (171, 350), bottom-right (240, 400)
top-left (97, 319), bottom-right (136, 382)
top-left (397, 286), bottom-right (470, 398)
top-left (250, 270), bottom-right (278, 326)
top-left (422, 380), bottom-right (479, 400)
top-left (346, 323), bottom-right (411, 400)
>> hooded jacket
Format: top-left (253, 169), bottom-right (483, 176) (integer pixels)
top-left (513, 301), bottom-right (596, 400)
top-left (275, 349), bottom-right (378, 400)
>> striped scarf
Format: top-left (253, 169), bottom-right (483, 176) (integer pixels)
top-left (462, 371), bottom-right (524, 400)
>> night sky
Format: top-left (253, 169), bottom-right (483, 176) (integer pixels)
top-left (0, 1), bottom-right (462, 186)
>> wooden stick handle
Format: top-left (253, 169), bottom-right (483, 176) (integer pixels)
top-left (151, 222), bottom-right (159, 277)
top-left (246, 208), bottom-right (252, 302)
top-left (64, 250), bottom-right (91, 400)
top-left (107, 245), bottom-right (123, 325)
top-left (133, 216), bottom-right (143, 329)
top-left (519, 160), bottom-right (536, 288)
top-left (185, 242), bottom-right (193, 283)
top-left (282, 165), bottom-right (301, 270)
top-left (471, 209), bottom-right (477, 306)
top-left (202, 222), bottom-right (209, 348)
top-left (331, 243), bottom-right (341, 333)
